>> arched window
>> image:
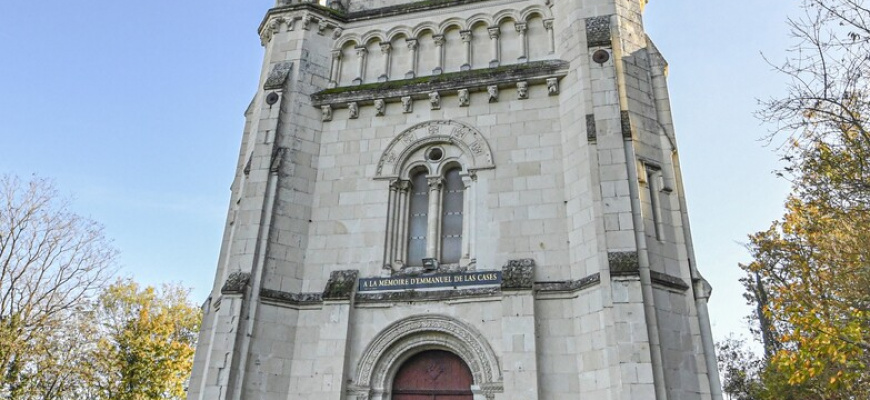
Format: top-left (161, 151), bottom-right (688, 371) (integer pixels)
top-left (440, 167), bottom-right (464, 264)
top-left (383, 151), bottom-right (471, 272)
top-left (406, 170), bottom-right (430, 267)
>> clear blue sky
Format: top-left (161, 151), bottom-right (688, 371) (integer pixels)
top-left (0, 0), bottom-right (800, 343)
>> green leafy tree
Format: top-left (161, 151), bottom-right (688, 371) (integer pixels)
top-left (88, 279), bottom-right (202, 400)
top-left (739, 0), bottom-right (870, 397)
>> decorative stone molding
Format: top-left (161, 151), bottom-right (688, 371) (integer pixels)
top-left (221, 271), bottom-right (251, 295)
top-left (352, 315), bottom-right (503, 397)
top-left (586, 114), bottom-right (597, 141)
top-left (608, 251), bottom-right (640, 276)
top-left (516, 81), bottom-right (528, 99)
top-left (321, 105), bottom-right (333, 121)
top-left (348, 102), bottom-right (359, 119)
top-left (401, 96), bottom-right (413, 113)
top-left (263, 62), bottom-right (294, 90)
top-left (260, 288), bottom-right (323, 307)
top-left (651, 271), bottom-right (690, 291)
top-left (429, 92), bottom-right (441, 110)
top-left (620, 110), bottom-right (633, 138)
top-left (374, 99), bottom-right (385, 116)
top-left (356, 287), bottom-right (500, 304)
top-left (312, 60), bottom-right (569, 107)
top-left (487, 85), bottom-right (498, 102)
top-left (458, 89), bottom-right (470, 107)
top-left (546, 77), bottom-right (559, 95)
top-left (586, 15), bottom-right (613, 48)
top-left (501, 259), bottom-right (535, 290)
top-left (375, 120), bottom-right (495, 179)
top-left (322, 269), bottom-right (359, 301)
top-left (534, 273), bottom-right (601, 294)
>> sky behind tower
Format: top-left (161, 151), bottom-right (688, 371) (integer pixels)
top-left (0, 0), bottom-right (801, 345)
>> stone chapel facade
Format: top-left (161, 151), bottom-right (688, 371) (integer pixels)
top-left (187, 0), bottom-right (723, 399)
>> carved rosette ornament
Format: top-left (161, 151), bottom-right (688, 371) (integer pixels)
top-left (375, 120), bottom-right (495, 179)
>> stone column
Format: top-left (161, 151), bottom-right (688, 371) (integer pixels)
top-left (460, 173), bottom-right (475, 266)
top-left (433, 34), bottom-right (445, 74)
top-left (406, 38), bottom-right (418, 79)
top-left (460, 30), bottom-right (472, 71)
top-left (353, 46), bottom-right (367, 85)
top-left (395, 181), bottom-right (410, 268)
top-left (543, 19), bottom-right (555, 54)
top-left (515, 22), bottom-right (528, 62)
top-left (384, 180), bottom-right (400, 269)
top-left (487, 27), bottom-right (500, 68)
top-left (426, 177), bottom-right (444, 260)
top-left (379, 42), bottom-right (392, 82)
top-left (329, 49), bottom-right (342, 88)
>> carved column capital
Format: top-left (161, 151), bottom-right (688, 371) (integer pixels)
top-left (433, 34), bottom-right (445, 46)
top-left (460, 30), bottom-right (472, 42)
top-left (543, 19), bottom-right (554, 30)
top-left (380, 42), bottom-right (392, 53)
top-left (427, 177), bottom-right (444, 190)
top-left (487, 27), bottom-right (500, 39)
top-left (515, 22), bottom-right (528, 33)
top-left (355, 46), bottom-right (368, 57)
top-left (407, 38), bottom-right (419, 50)
top-left (332, 49), bottom-right (342, 59)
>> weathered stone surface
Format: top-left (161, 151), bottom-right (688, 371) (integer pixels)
top-left (501, 259), bottom-right (535, 290)
top-left (263, 61), bottom-right (293, 90)
top-left (322, 269), bottom-right (359, 300)
top-left (608, 251), bottom-right (640, 276)
top-left (221, 271), bottom-right (251, 294)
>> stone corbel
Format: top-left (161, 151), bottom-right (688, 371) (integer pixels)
top-left (301, 14), bottom-right (313, 30)
top-left (348, 102), bottom-right (359, 119)
top-left (458, 88), bottom-right (470, 107)
top-left (487, 85), bottom-right (499, 103)
top-left (429, 92), bottom-right (441, 110)
top-left (321, 105), bottom-right (333, 121)
top-left (401, 96), bottom-right (413, 113)
top-left (374, 99), bottom-right (386, 116)
top-left (517, 81), bottom-right (529, 99)
top-left (332, 27), bottom-right (343, 39)
top-left (547, 77), bottom-right (559, 95)
top-left (318, 20), bottom-right (329, 35)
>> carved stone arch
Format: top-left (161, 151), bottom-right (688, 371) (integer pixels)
top-left (493, 9), bottom-right (521, 25)
top-left (519, 5), bottom-right (554, 22)
top-left (375, 120), bottom-right (495, 179)
top-left (386, 26), bottom-right (414, 42)
top-left (466, 13), bottom-right (494, 29)
top-left (361, 31), bottom-right (387, 46)
top-left (412, 22), bottom-right (440, 39)
top-left (439, 18), bottom-right (467, 34)
top-left (335, 35), bottom-right (362, 51)
top-left (352, 315), bottom-right (503, 397)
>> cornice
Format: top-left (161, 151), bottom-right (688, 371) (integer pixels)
top-left (311, 59), bottom-right (568, 107)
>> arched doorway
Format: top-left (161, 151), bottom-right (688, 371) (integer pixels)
top-left (392, 350), bottom-right (473, 400)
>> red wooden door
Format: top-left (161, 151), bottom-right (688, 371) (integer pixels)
top-left (392, 350), bottom-right (474, 400)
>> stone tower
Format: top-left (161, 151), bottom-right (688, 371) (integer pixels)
top-left (187, 0), bottom-right (723, 399)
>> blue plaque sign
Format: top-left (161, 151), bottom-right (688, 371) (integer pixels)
top-left (358, 271), bottom-right (502, 292)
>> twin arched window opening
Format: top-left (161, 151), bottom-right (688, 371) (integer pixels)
top-left (385, 147), bottom-right (473, 272)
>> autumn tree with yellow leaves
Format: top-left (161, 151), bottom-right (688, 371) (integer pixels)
top-left (727, 0), bottom-right (870, 398)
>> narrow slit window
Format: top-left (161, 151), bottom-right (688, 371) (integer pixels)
top-left (406, 171), bottom-right (429, 266)
top-left (440, 167), bottom-right (464, 264)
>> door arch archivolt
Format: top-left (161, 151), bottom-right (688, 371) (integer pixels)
top-left (349, 315), bottom-right (503, 400)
